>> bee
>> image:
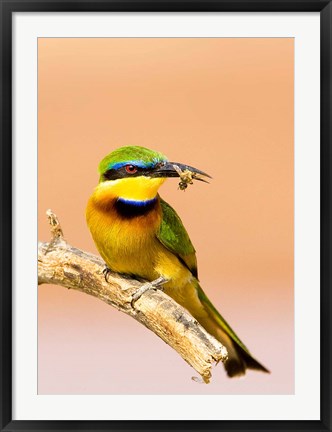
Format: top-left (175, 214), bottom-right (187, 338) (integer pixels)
top-left (172, 164), bottom-right (199, 191)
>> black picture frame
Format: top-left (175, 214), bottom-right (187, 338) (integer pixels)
top-left (1, 1), bottom-right (331, 431)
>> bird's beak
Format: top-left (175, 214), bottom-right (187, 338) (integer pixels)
top-left (152, 161), bottom-right (212, 183)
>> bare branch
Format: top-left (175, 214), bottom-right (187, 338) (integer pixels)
top-left (38, 210), bottom-right (228, 383)
top-left (46, 208), bottom-right (64, 240)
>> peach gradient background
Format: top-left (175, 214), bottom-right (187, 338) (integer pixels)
top-left (38, 38), bottom-right (294, 394)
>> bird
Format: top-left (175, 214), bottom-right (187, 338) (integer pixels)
top-left (86, 145), bottom-right (269, 377)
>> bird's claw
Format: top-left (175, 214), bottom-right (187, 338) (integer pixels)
top-left (131, 276), bottom-right (169, 307)
top-left (102, 266), bottom-right (112, 282)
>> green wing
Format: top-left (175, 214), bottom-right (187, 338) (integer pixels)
top-left (157, 198), bottom-right (198, 278)
top-left (157, 199), bottom-right (269, 375)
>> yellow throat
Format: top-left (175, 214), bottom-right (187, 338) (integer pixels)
top-left (93, 176), bottom-right (166, 202)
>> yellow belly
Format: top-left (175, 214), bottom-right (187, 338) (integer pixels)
top-left (87, 196), bottom-right (190, 283)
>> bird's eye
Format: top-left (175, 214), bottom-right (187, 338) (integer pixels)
top-left (125, 164), bottom-right (138, 174)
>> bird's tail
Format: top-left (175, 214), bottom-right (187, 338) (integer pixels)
top-left (194, 282), bottom-right (270, 377)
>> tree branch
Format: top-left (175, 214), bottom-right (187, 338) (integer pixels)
top-left (38, 210), bottom-right (228, 383)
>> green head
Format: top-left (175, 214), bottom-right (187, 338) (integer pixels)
top-left (98, 146), bottom-right (167, 182)
top-left (98, 145), bottom-right (210, 182)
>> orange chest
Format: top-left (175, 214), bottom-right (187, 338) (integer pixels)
top-left (86, 195), bottom-right (162, 269)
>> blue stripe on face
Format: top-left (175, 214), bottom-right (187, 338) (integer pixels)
top-left (117, 197), bottom-right (157, 207)
top-left (109, 160), bottom-right (155, 170)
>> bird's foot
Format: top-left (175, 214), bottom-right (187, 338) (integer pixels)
top-left (102, 265), bottom-right (112, 283)
top-left (131, 276), bottom-right (169, 307)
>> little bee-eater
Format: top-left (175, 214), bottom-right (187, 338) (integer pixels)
top-left (86, 146), bottom-right (269, 377)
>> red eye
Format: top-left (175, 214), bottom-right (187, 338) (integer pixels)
top-left (125, 164), bottom-right (137, 174)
